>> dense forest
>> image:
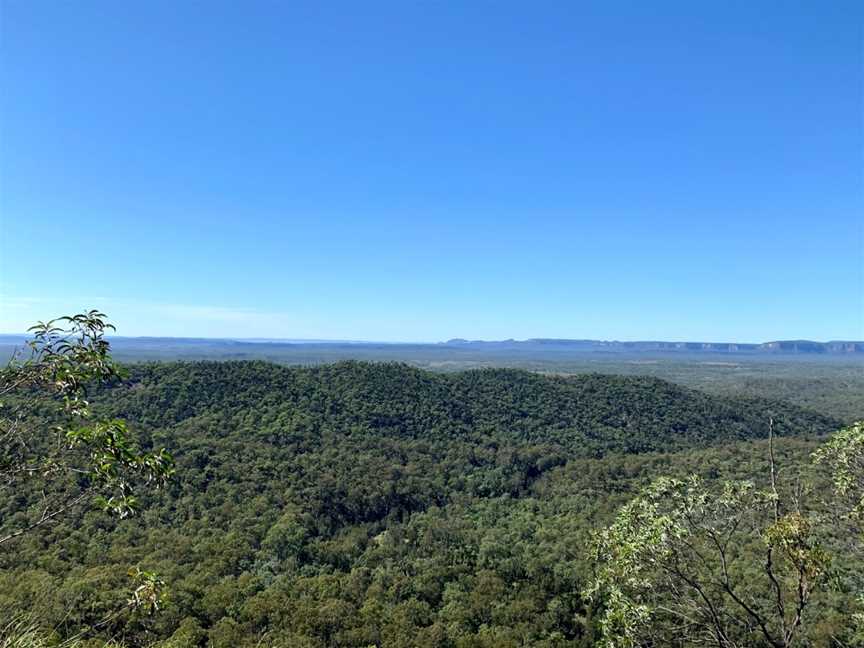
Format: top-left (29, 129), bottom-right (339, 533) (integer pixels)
top-left (1, 318), bottom-right (862, 647)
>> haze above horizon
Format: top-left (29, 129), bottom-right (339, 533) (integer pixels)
top-left (1, 1), bottom-right (862, 342)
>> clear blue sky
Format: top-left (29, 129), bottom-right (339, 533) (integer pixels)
top-left (1, 1), bottom-right (861, 342)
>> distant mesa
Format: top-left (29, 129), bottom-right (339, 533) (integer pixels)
top-left (0, 334), bottom-right (861, 357)
top-left (439, 338), bottom-right (864, 354)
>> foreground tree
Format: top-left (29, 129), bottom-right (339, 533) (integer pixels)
top-left (586, 425), bottom-right (835, 647)
top-left (814, 420), bottom-right (864, 645)
top-left (0, 310), bottom-right (174, 547)
top-left (813, 421), bottom-right (864, 524)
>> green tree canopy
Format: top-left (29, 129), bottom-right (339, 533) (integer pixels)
top-left (0, 311), bottom-right (173, 547)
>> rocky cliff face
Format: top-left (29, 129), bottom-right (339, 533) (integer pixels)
top-left (442, 338), bottom-right (864, 354)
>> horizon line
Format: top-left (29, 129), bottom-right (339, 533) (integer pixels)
top-left (0, 333), bottom-right (862, 346)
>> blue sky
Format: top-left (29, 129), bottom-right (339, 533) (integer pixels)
top-left (1, 1), bottom-right (861, 342)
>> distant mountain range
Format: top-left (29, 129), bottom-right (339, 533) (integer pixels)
top-left (1, 335), bottom-right (861, 362)
top-left (441, 338), bottom-right (864, 354)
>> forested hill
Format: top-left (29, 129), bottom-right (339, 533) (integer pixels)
top-left (103, 361), bottom-right (837, 456)
top-left (4, 360), bottom-right (852, 646)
